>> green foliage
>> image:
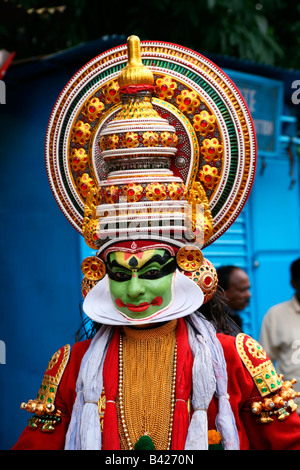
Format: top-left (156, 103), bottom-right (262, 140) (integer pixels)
top-left (1, 0), bottom-right (300, 69)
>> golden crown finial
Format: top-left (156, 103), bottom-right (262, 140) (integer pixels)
top-left (118, 35), bottom-right (154, 88)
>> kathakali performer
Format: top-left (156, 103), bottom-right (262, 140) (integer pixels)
top-left (13, 36), bottom-right (300, 450)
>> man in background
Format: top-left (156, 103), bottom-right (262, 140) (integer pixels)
top-left (259, 258), bottom-right (300, 412)
top-left (217, 265), bottom-right (251, 332)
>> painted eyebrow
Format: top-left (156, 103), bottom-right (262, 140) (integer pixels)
top-left (107, 252), bottom-right (173, 271)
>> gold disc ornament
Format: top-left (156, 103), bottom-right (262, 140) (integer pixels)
top-left (81, 276), bottom-right (99, 299)
top-left (81, 256), bottom-right (106, 281)
top-left (184, 258), bottom-right (218, 303)
top-left (176, 245), bottom-right (204, 272)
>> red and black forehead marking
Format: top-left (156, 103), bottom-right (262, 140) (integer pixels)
top-left (107, 249), bottom-right (173, 270)
top-left (107, 249), bottom-right (176, 280)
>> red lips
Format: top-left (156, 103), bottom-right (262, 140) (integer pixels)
top-left (126, 302), bottom-right (150, 313)
top-left (115, 297), bottom-right (163, 312)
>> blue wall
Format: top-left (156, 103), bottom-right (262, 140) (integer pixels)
top-left (0, 62), bottom-right (84, 450)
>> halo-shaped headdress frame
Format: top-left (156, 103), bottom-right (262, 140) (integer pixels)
top-left (45, 39), bottom-right (256, 248)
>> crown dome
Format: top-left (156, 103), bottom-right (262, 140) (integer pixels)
top-left (98, 36), bottom-right (178, 174)
top-left (118, 35), bottom-right (154, 88)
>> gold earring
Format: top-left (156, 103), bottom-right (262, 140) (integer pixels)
top-left (186, 258), bottom-right (218, 304)
top-left (176, 245), bottom-right (204, 271)
top-left (81, 277), bottom-right (99, 299)
top-left (81, 256), bottom-right (106, 281)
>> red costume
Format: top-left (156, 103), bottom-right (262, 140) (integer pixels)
top-left (13, 319), bottom-right (300, 450)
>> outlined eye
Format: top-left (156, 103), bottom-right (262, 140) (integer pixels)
top-left (140, 269), bottom-right (160, 279)
top-left (115, 271), bottom-right (131, 281)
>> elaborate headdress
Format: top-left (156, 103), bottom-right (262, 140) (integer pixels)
top-left (46, 35), bottom-right (256, 305)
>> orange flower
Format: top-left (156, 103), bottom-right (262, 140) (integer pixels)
top-left (208, 429), bottom-right (222, 445)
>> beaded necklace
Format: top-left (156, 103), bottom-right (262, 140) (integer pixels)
top-left (118, 321), bottom-right (177, 450)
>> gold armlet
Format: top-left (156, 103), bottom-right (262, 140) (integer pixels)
top-left (20, 344), bottom-right (71, 432)
top-left (250, 376), bottom-right (300, 423)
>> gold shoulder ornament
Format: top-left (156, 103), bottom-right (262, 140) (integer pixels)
top-left (236, 333), bottom-right (300, 423)
top-left (20, 344), bottom-right (71, 432)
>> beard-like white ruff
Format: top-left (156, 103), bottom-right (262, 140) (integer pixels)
top-left (83, 270), bottom-right (204, 326)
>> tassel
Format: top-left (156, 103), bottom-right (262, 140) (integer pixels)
top-left (102, 328), bottom-right (120, 450)
top-left (185, 326), bottom-right (216, 449)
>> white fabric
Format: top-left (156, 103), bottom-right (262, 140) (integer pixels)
top-left (83, 270), bottom-right (204, 326)
top-left (184, 332), bottom-right (216, 449)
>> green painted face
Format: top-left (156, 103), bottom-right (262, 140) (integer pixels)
top-left (107, 249), bottom-right (176, 320)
